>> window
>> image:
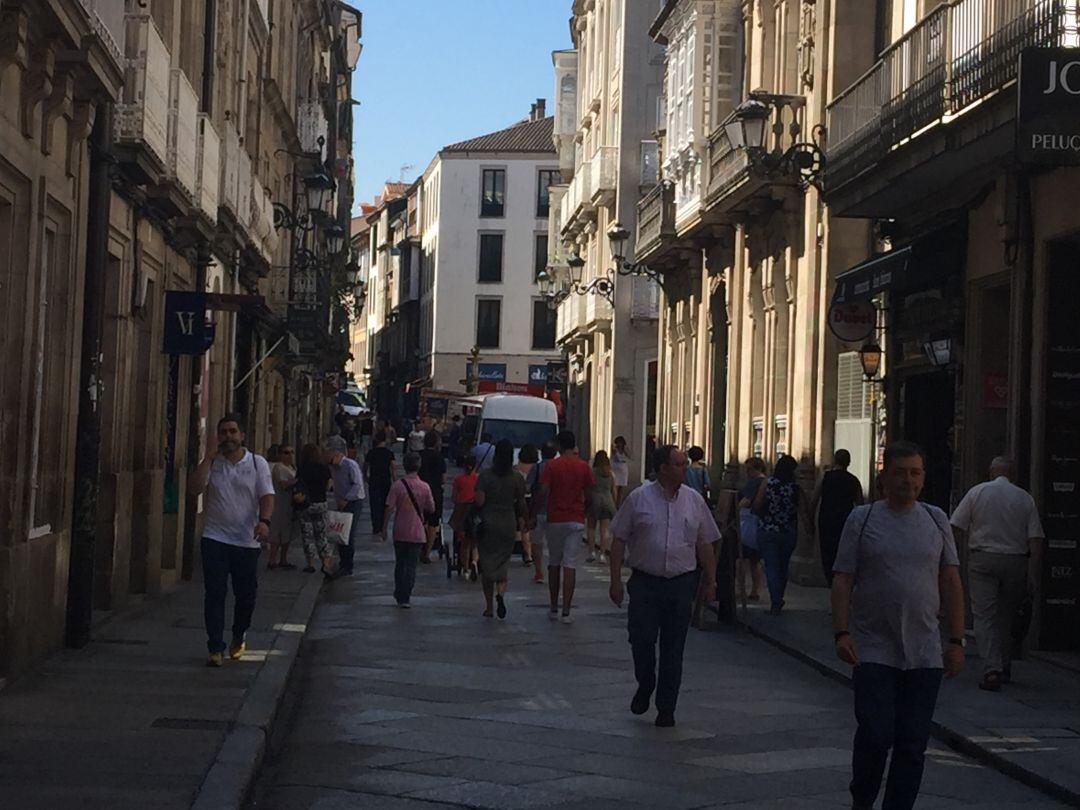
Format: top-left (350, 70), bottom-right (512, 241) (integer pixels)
top-left (534, 233), bottom-right (547, 281)
top-left (478, 233), bottom-right (503, 283)
top-left (476, 299), bottom-right (501, 348)
top-left (481, 168), bottom-right (505, 217)
top-left (532, 299), bottom-right (557, 349)
top-left (536, 169), bottom-right (559, 217)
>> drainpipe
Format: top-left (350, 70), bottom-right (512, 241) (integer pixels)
top-left (66, 107), bottom-right (112, 648)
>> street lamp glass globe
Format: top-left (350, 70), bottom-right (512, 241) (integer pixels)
top-left (733, 98), bottom-right (771, 151)
top-left (568, 253), bottom-right (585, 286)
top-left (859, 342), bottom-right (883, 380)
top-left (537, 269), bottom-right (553, 296)
top-left (325, 223), bottom-right (346, 255)
top-left (606, 222), bottom-right (630, 258)
top-left (303, 170), bottom-right (333, 214)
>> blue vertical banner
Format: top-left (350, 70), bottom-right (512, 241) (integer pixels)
top-left (162, 291), bottom-right (207, 355)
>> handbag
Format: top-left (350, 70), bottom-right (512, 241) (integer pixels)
top-left (738, 507), bottom-right (760, 550)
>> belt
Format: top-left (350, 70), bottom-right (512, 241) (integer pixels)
top-left (631, 568), bottom-right (698, 581)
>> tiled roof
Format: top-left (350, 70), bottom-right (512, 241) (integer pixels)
top-left (443, 116), bottom-right (555, 154)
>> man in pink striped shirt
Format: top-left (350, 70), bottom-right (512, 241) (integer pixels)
top-left (382, 453), bottom-right (435, 608)
top-left (609, 445), bottom-right (719, 728)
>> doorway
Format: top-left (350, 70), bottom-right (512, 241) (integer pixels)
top-left (901, 370), bottom-right (955, 510)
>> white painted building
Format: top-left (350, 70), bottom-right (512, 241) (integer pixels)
top-left (419, 106), bottom-right (562, 391)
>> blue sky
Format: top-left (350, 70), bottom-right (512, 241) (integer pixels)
top-left (351, 1), bottom-right (572, 209)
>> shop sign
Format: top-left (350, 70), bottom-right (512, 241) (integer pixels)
top-left (465, 362), bottom-right (506, 382)
top-left (477, 380), bottom-right (545, 396)
top-left (162, 291), bottom-right (207, 355)
top-left (546, 360), bottom-right (569, 386)
top-left (982, 372), bottom-right (1009, 409)
top-left (528, 364), bottom-right (549, 384)
top-left (1018, 47), bottom-right (1080, 165)
top-left (827, 299), bottom-right (876, 343)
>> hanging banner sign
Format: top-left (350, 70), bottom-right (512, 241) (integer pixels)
top-left (162, 291), bottom-right (207, 355)
top-left (1018, 47), bottom-right (1080, 165)
top-left (827, 299), bottom-right (876, 343)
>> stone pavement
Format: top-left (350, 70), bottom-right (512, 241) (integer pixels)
top-left (248, 533), bottom-right (1068, 810)
top-left (0, 561), bottom-right (321, 810)
top-left (741, 582), bottom-right (1080, 806)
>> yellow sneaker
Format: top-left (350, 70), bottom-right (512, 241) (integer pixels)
top-left (206, 652), bottom-right (224, 668)
top-left (229, 640), bottom-right (246, 660)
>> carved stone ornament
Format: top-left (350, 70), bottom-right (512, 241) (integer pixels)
top-left (22, 43), bottom-right (56, 139)
top-left (0, 5), bottom-right (29, 93)
top-left (67, 101), bottom-right (96, 177)
top-left (41, 68), bottom-right (74, 156)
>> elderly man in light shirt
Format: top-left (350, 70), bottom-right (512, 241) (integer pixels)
top-left (608, 444), bottom-right (719, 728)
top-left (327, 435), bottom-right (366, 576)
top-left (950, 456), bottom-right (1044, 692)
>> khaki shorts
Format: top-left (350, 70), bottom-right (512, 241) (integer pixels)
top-left (545, 521), bottom-right (584, 569)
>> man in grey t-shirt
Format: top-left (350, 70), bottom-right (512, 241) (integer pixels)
top-left (831, 442), bottom-right (966, 810)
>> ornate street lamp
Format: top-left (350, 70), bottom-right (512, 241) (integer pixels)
top-left (722, 93), bottom-right (826, 188)
top-left (325, 222), bottom-right (347, 255)
top-left (567, 253), bottom-right (585, 286)
top-left (304, 169), bottom-right (334, 215)
top-left (858, 342), bottom-right (883, 381)
top-left (606, 220), bottom-right (667, 291)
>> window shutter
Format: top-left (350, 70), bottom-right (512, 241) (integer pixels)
top-left (836, 352), bottom-right (870, 420)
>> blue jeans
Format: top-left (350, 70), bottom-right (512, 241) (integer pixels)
top-left (758, 529), bottom-right (796, 610)
top-left (851, 663), bottom-right (943, 810)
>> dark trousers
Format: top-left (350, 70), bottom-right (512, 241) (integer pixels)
top-left (851, 663), bottom-right (943, 810)
top-left (393, 541), bottom-right (422, 604)
top-left (370, 483), bottom-right (390, 533)
top-left (819, 519), bottom-right (845, 586)
top-left (339, 499), bottom-right (364, 572)
top-left (627, 569), bottom-right (699, 715)
top-left (759, 529), bottom-right (797, 609)
top-left (201, 537), bottom-right (260, 654)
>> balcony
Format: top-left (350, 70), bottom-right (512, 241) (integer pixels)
top-left (114, 12), bottom-right (170, 177)
top-left (221, 126), bottom-right (241, 220)
top-left (556, 288), bottom-right (587, 344)
top-left (559, 159), bottom-right (593, 236)
top-left (640, 140), bottom-right (659, 187)
top-left (587, 145), bottom-right (618, 206)
top-left (196, 114), bottom-right (220, 224)
top-left (585, 285), bottom-right (614, 327)
top-left (166, 69), bottom-right (198, 201)
top-left (704, 94), bottom-right (806, 216)
top-left (237, 148), bottom-right (253, 235)
top-left (826, 0), bottom-right (1075, 207)
top-left (635, 181), bottom-right (676, 264)
top-left (547, 184), bottom-right (569, 267)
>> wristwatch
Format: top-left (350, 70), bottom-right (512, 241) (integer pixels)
top-left (948, 636), bottom-right (966, 648)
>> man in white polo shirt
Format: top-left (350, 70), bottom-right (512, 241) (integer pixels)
top-left (950, 456), bottom-right (1044, 692)
top-left (189, 414), bottom-right (275, 667)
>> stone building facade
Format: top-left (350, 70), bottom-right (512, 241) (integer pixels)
top-left (0, 0), bottom-right (361, 684)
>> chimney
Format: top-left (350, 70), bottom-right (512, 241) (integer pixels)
top-left (530, 103), bottom-right (537, 121)
top-left (536, 98), bottom-right (546, 120)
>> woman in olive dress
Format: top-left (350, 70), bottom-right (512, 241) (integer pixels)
top-left (473, 439), bottom-right (527, 620)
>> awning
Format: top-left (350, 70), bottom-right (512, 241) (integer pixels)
top-left (831, 248), bottom-right (911, 304)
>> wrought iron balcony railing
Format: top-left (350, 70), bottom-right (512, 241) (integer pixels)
top-left (827, 0), bottom-right (1077, 190)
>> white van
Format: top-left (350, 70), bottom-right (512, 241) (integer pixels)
top-left (476, 394), bottom-right (559, 455)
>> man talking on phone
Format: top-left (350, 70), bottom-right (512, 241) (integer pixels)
top-left (189, 414), bottom-right (275, 667)
top-left (831, 441), bottom-right (966, 810)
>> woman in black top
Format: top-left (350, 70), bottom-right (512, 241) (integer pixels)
top-left (419, 430), bottom-right (447, 563)
top-left (296, 444), bottom-right (335, 577)
top-left (810, 449), bottom-right (864, 584)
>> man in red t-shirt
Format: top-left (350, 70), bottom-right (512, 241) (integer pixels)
top-left (539, 430), bottom-right (595, 623)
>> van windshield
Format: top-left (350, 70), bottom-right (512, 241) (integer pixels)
top-left (480, 419), bottom-right (557, 449)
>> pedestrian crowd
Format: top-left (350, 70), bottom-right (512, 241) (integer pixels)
top-left (189, 404), bottom-right (1045, 810)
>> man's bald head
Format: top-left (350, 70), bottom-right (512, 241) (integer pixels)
top-left (989, 456), bottom-right (1014, 480)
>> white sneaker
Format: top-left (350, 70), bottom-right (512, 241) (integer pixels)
top-left (560, 613), bottom-right (574, 624)
top-left (586, 553), bottom-right (596, 563)
top-left (599, 552), bottom-right (609, 564)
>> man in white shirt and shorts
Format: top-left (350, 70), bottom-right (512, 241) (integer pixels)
top-left (189, 414), bottom-right (275, 667)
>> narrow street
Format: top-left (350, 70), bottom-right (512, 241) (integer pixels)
top-left (249, 529), bottom-right (1065, 810)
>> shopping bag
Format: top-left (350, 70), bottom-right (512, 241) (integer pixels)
top-left (738, 507), bottom-right (760, 551)
top-left (324, 510), bottom-right (354, 545)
